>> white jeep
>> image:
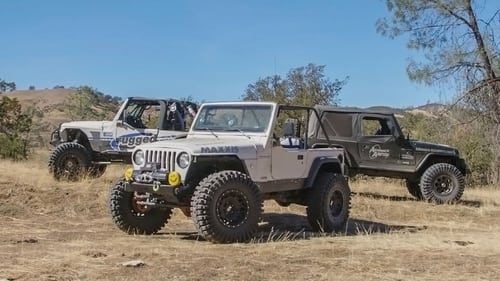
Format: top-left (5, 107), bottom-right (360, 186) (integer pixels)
top-left (48, 97), bottom-right (197, 181)
top-left (109, 101), bottom-right (351, 243)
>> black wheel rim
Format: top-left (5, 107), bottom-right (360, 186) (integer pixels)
top-left (60, 154), bottom-right (82, 177)
top-left (433, 174), bottom-right (454, 195)
top-left (329, 190), bottom-right (344, 218)
top-left (216, 189), bottom-right (249, 228)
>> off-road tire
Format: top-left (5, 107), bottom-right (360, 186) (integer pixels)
top-left (420, 163), bottom-right (465, 204)
top-left (406, 180), bottom-right (423, 200)
top-left (109, 179), bottom-right (172, 235)
top-left (48, 142), bottom-right (92, 181)
top-left (307, 172), bottom-right (351, 233)
top-left (190, 170), bottom-right (263, 243)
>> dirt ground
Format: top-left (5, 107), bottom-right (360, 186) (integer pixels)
top-left (1, 159), bottom-right (500, 281)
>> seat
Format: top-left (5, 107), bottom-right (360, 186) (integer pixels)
top-left (162, 102), bottom-right (185, 131)
top-left (280, 119), bottom-right (303, 149)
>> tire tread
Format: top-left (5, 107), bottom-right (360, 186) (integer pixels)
top-left (190, 170), bottom-right (263, 243)
top-left (420, 163), bottom-right (465, 204)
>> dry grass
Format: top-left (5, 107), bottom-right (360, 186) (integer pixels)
top-left (1, 156), bottom-right (500, 281)
top-left (5, 89), bottom-right (72, 107)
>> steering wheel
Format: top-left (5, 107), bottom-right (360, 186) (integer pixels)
top-left (126, 115), bottom-right (146, 129)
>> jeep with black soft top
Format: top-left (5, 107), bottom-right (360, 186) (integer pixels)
top-left (308, 106), bottom-right (468, 204)
top-left (109, 101), bottom-right (351, 243)
top-left (48, 97), bottom-right (197, 181)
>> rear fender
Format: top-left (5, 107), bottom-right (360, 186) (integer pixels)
top-left (305, 157), bottom-right (343, 188)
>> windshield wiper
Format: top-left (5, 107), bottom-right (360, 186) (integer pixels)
top-left (200, 127), bottom-right (218, 138)
top-left (223, 128), bottom-right (250, 139)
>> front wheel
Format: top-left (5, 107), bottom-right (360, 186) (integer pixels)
top-left (48, 142), bottom-right (92, 181)
top-left (109, 179), bottom-right (172, 235)
top-left (190, 171), bottom-right (263, 243)
top-left (420, 163), bottom-right (465, 204)
top-left (307, 173), bottom-right (351, 233)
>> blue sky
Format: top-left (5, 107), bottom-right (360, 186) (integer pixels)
top-left (1, 0), bottom-right (448, 108)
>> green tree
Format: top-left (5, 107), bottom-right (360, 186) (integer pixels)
top-left (0, 79), bottom-right (16, 93)
top-left (377, 0), bottom-right (499, 119)
top-left (377, 0), bottom-right (500, 184)
top-left (0, 96), bottom-right (33, 159)
top-left (242, 63), bottom-right (348, 107)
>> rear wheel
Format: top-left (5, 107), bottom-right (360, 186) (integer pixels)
top-left (48, 142), bottom-right (92, 181)
top-left (406, 180), bottom-right (423, 200)
top-left (109, 179), bottom-right (172, 234)
top-left (191, 171), bottom-right (263, 243)
top-left (420, 163), bottom-right (465, 204)
top-left (307, 173), bottom-right (351, 233)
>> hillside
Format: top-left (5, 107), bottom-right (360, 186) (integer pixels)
top-left (5, 88), bottom-right (75, 130)
top-left (5, 88), bottom-right (73, 108)
top-left (3, 88), bottom-right (122, 148)
top-left (364, 103), bottom-right (447, 117)
top-left (1, 89), bottom-right (450, 152)
top-left (4, 89), bottom-right (445, 130)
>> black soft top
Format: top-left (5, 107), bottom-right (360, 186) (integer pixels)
top-left (314, 105), bottom-right (396, 117)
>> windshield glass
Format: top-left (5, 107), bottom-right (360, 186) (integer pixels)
top-left (192, 105), bottom-right (273, 133)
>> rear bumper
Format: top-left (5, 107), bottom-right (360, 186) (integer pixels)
top-left (458, 158), bottom-right (470, 176)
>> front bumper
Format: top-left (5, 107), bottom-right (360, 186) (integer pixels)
top-left (123, 181), bottom-right (181, 204)
top-left (50, 129), bottom-right (61, 146)
top-left (124, 169), bottom-right (184, 205)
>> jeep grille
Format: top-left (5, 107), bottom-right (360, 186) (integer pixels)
top-left (144, 150), bottom-right (176, 171)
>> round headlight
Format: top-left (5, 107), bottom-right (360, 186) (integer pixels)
top-left (177, 152), bottom-right (190, 169)
top-left (133, 150), bottom-right (145, 166)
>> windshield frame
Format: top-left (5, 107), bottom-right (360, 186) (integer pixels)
top-left (191, 103), bottom-right (275, 134)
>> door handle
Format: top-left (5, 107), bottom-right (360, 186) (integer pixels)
top-left (297, 155), bottom-right (304, 160)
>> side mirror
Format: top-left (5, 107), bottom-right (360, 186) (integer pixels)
top-left (398, 126), bottom-right (410, 140)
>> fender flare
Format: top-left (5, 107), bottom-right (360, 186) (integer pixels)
top-left (185, 155), bottom-right (251, 184)
top-left (60, 128), bottom-right (94, 152)
top-left (305, 157), bottom-right (343, 188)
top-left (415, 153), bottom-right (466, 175)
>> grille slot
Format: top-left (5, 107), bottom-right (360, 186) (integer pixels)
top-left (144, 150), bottom-right (176, 171)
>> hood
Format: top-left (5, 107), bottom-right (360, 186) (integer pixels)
top-left (60, 121), bottom-right (113, 130)
top-left (136, 136), bottom-right (260, 158)
top-left (410, 140), bottom-right (459, 155)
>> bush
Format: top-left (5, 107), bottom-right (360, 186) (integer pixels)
top-left (0, 96), bottom-right (33, 159)
top-left (399, 109), bottom-right (492, 186)
top-left (0, 135), bottom-right (28, 160)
